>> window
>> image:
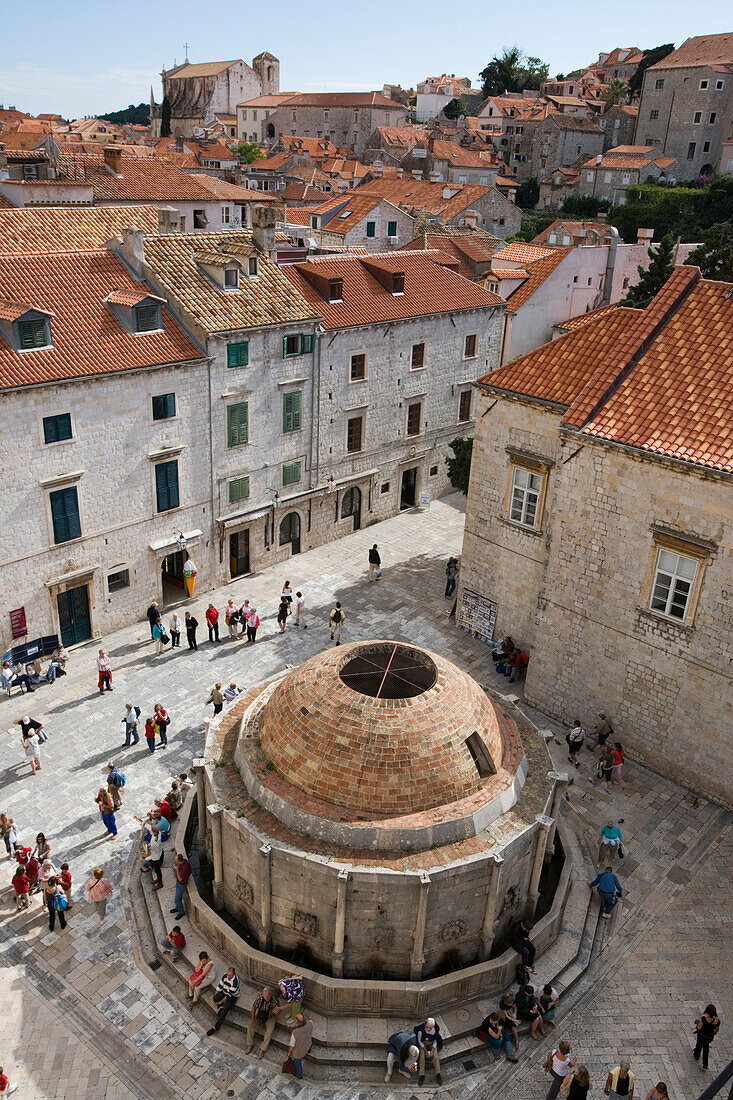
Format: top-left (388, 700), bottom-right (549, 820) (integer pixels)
top-left (510, 466), bottom-right (542, 528)
top-left (622, 276), bottom-right (630, 289)
top-left (654, 78), bottom-right (664, 90)
top-left (687, 142), bottom-right (696, 160)
top-left (716, 80), bottom-right (725, 90)
top-left (49, 486), bottom-right (81, 543)
top-left (18, 317), bottom-right (49, 349)
top-left (224, 267), bottom-right (239, 288)
top-left (155, 460), bottom-right (179, 512)
top-left (693, 111), bottom-right (702, 124)
top-left (283, 333), bottom-right (314, 358)
top-left (43, 413), bottom-right (72, 444)
top-left (709, 112), bottom-right (717, 125)
top-left (222, 205), bottom-right (231, 224)
top-left (193, 209), bottom-right (207, 229)
top-left (622, 173), bottom-right (631, 185)
top-left (604, 171), bottom-right (612, 183)
top-left (516, 125), bottom-right (523, 134)
top-left (411, 342), bottom-right (425, 369)
top-left (380, 481), bottom-right (390, 494)
top-left (324, 110), bottom-right (329, 121)
top-left (650, 548), bottom-right (697, 621)
top-left (430, 465), bottom-right (438, 476)
top-left (586, 170), bottom-right (595, 181)
top-left (282, 390), bottom-right (302, 433)
top-left (366, 221), bottom-right (376, 237)
top-left (458, 175), bottom-right (467, 185)
top-left (488, 281), bottom-right (499, 294)
top-left (703, 141), bottom-right (711, 153)
top-left (392, 273), bottom-right (404, 294)
top-left (458, 390), bottom-right (472, 422)
top-left (387, 220), bottom-right (398, 237)
top-left (699, 79), bottom-right (709, 90)
top-left (227, 341), bottom-right (249, 368)
top-left (229, 476), bottom-right (250, 504)
top-left (329, 278), bottom-right (343, 302)
top-left (107, 568), bottom-right (130, 593)
top-left (406, 402), bottom-right (421, 436)
top-left (248, 256), bottom-right (258, 277)
top-left (346, 415), bottom-right (363, 453)
top-left (480, 175), bottom-right (488, 185)
top-left (650, 109), bottom-right (659, 120)
top-left (152, 392), bottom-right (176, 420)
top-left (227, 401), bottom-right (249, 447)
top-left (135, 303), bottom-right (160, 332)
top-left (282, 460), bottom-right (301, 487)
top-left (350, 352), bottom-right (366, 380)
top-left (464, 333), bottom-right (477, 358)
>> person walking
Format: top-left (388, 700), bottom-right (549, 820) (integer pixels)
top-left (330, 602), bottom-right (345, 645)
top-left (544, 1041), bottom-right (576, 1100)
top-left (185, 612), bottom-right (198, 651)
top-left (171, 853), bottom-right (192, 919)
top-left (566, 720), bottom-right (584, 768)
top-left (95, 788), bottom-right (117, 838)
top-left (12, 866), bottom-right (31, 909)
top-left (16, 715), bottom-right (46, 743)
top-left (368, 544), bottom-right (381, 582)
top-left (85, 867), bottom-right (113, 921)
top-left (207, 967), bottom-right (240, 1034)
top-left (239, 599), bottom-right (251, 636)
top-left (604, 1060), bottom-right (635, 1097)
top-left (588, 712), bottom-right (612, 751)
top-left (384, 1032), bottom-right (419, 1083)
top-left (612, 742), bottom-right (625, 785)
top-left (21, 727), bottom-right (42, 775)
top-left (295, 591), bottom-right (307, 628)
top-left (282, 580), bottom-right (294, 611)
top-left (225, 599), bottom-right (238, 638)
top-left (143, 826), bottom-right (164, 888)
top-left (589, 866), bottom-right (622, 918)
top-left (415, 1017), bottom-right (445, 1083)
top-left (1, 814), bottom-right (20, 857)
top-left (511, 917), bottom-right (536, 971)
top-left (566, 1065), bottom-right (592, 1099)
top-left (598, 822), bottom-right (623, 865)
top-left (645, 1084), bottom-right (668, 1100)
top-left (44, 876), bottom-right (68, 933)
top-left (187, 951), bottom-right (216, 1006)
top-left (206, 683), bottom-right (224, 716)
top-left (288, 1013), bottom-right (314, 1080)
top-left (277, 596), bottom-right (289, 634)
top-left (106, 763), bottom-right (125, 809)
top-left (445, 556), bottom-right (458, 598)
top-left (592, 744), bottom-right (615, 791)
top-left (205, 604), bottom-right (220, 644)
top-left (160, 925), bottom-right (186, 960)
top-left (146, 601), bottom-right (161, 638)
top-left (144, 717), bottom-right (157, 754)
top-left (97, 649), bottom-right (112, 693)
top-left (122, 704), bottom-right (140, 746)
top-left (693, 1005), bottom-right (720, 1071)
top-left (154, 703), bottom-right (170, 749)
top-left (246, 608), bottom-right (260, 644)
top-left (59, 863), bottom-right (72, 908)
top-left (245, 987), bottom-right (280, 1056)
top-left (223, 682), bottom-right (240, 703)
top-left (0, 1065), bottom-right (19, 1095)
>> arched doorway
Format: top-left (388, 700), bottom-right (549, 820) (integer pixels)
top-left (279, 511), bottom-right (301, 555)
top-left (341, 486), bottom-right (361, 530)
top-left (266, 123), bottom-right (275, 140)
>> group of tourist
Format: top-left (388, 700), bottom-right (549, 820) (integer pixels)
top-left (137, 776), bottom-right (193, 914)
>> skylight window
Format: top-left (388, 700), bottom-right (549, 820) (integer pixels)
top-left (339, 211), bottom-right (353, 219)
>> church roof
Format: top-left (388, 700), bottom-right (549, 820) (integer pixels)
top-left (166, 59), bottom-right (242, 78)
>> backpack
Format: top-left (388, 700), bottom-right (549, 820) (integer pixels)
top-left (596, 759), bottom-right (606, 779)
top-left (53, 889), bottom-right (68, 911)
top-left (110, 770), bottom-right (126, 788)
top-left (331, 608), bottom-right (343, 625)
top-left (516, 963), bottom-right (531, 987)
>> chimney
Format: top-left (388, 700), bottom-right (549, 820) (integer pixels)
top-left (252, 203), bottom-right (277, 260)
top-left (429, 170), bottom-right (441, 183)
top-left (157, 206), bottom-right (181, 235)
top-left (120, 226), bottom-right (145, 277)
top-left (174, 136), bottom-right (184, 153)
top-left (637, 227), bottom-right (654, 245)
top-left (396, 167), bottom-right (403, 179)
top-left (463, 209), bottom-right (480, 229)
top-left (595, 154), bottom-right (602, 165)
top-left (103, 145), bottom-right (123, 174)
top-left (412, 169), bottom-right (422, 179)
top-left (597, 211), bottom-right (607, 223)
top-left (373, 161), bottom-right (383, 177)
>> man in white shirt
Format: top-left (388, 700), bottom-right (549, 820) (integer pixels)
top-left (295, 591), bottom-right (307, 628)
top-left (97, 650), bottom-right (112, 694)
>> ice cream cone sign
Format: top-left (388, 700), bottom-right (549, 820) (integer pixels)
top-left (183, 557), bottom-right (197, 599)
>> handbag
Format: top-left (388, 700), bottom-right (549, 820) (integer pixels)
top-left (282, 1057), bottom-right (296, 1076)
top-left (160, 632), bottom-right (170, 646)
top-left (560, 1072), bottom-right (574, 1097)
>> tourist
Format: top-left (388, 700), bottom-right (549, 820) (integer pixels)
top-left (499, 991), bottom-right (520, 1049)
top-left (32, 833), bottom-right (51, 864)
top-left (277, 975), bottom-right (305, 1020)
top-left (693, 1004), bottom-right (720, 1071)
top-left (612, 742), bottom-right (625, 785)
top-left (177, 773), bottom-right (193, 795)
top-left (16, 715), bottom-right (45, 743)
top-left (152, 617), bottom-right (166, 655)
top-left (223, 682), bottom-right (240, 703)
top-left (507, 650), bottom-right (529, 682)
top-left (368, 543), bottom-right (381, 581)
top-left (85, 867), bottom-right (113, 921)
top-left (144, 717), bottom-right (156, 754)
top-left (106, 763), bottom-right (125, 809)
top-left (144, 826), bottom-right (164, 889)
top-left (491, 636), bottom-right (515, 664)
top-left (544, 1040), bottom-right (576, 1100)
top-left (187, 951), bottom-right (216, 1005)
top-left (59, 862), bottom-right (72, 908)
top-left (206, 967), bottom-right (240, 1034)
top-left (481, 1012), bottom-right (518, 1064)
top-left (95, 787), bottom-right (117, 838)
top-left (329, 602), bottom-right (345, 644)
top-left (171, 853), bottom-right (192, 918)
top-left (277, 596), bottom-right (289, 634)
top-left (1, 814), bottom-right (20, 856)
top-left (122, 703), bottom-right (140, 746)
top-left (167, 782), bottom-right (183, 812)
top-left (282, 580), bottom-right (294, 610)
top-left (539, 984), bottom-right (559, 1028)
top-left (38, 857), bottom-right (58, 890)
top-left (588, 712), bottom-right (612, 751)
top-left (185, 612), bottom-right (198, 650)
top-left (154, 703), bottom-right (170, 748)
top-left (97, 649), bottom-right (113, 693)
top-left (21, 726), bottom-right (42, 775)
top-left (598, 822), bottom-right (623, 865)
top-left (0, 1066), bottom-right (18, 1094)
top-left (44, 875), bottom-right (68, 933)
top-left (645, 1084), bottom-right (668, 1100)
top-left (384, 1031), bottom-right (419, 1082)
top-left (414, 1017), bottom-right (444, 1083)
top-left (288, 1013), bottom-right (314, 1079)
top-left (25, 853), bottom-right (40, 894)
top-left (160, 925), bottom-right (186, 960)
top-left (245, 986), bottom-right (280, 1056)
top-left (295, 590), bottom-right (306, 628)
top-left (146, 601), bottom-right (161, 638)
top-left (11, 866), bottom-right (30, 910)
top-left (511, 917), bottom-right (536, 971)
top-left (567, 720), bottom-right (584, 767)
top-left (225, 599), bottom-right (239, 637)
top-left (592, 744), bottom-right (615, 790)
top-left (205, 603), bottom-right (220, 643)
top-left (246, 607), bottom-right (260, 644)
top-left (588, 866), bottom-right (622, 918)
top-left (445, 556), bottom-right (458, 598)
top-left (604, 1060), bottom-right (635, 1097)
top-left (516, 984), bottom-right (544, 1039)
top-left (566, 1065), bottom-right (592, 1099)
top-left (169, 610), bottom-right (182, 648)
top-left (2, 660), bottom-right (34, 693)
top-left (206, 682), bottom-right (224, 716)
top-left (51, 644), bottom-right (69, 672)
top-left (239, 599), bottom-right (252, 636)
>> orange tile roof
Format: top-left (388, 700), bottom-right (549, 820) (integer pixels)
top-left (0, 250), bottom-right (203, 390)
top-left (0, 205), bottom-right (162, 254)
top-left (376, 126), bottom-right (430, 147)
top-left (236, 93), bottom-right (298, 108)
top-left (648, 33), bottom-right (733, 70)
top-left (191, 173), bottom-right (279, 203)
top-left (533, 219), bottom-right (612, 246)
top-left (279, 136), bottom-right (338, 159)
top-left (254, 152), bottom-right (295, 172)
top-left (285, 92), bottom-right (405, 109)
top-left (281, 249), bottom-right (503, 330)
top-left (355, 178), bottom-right (494, 221)
top-left (398, 232), bottom-right (498, 279)
top-left (584, 145), bottom-right (675, 170)
top-left (56, 152), bottom-right (219, 202)
top-left (492, 241), bottom-right (558, 264)
top-left (282, 208), bottom-right (312, 226)
top-left (0, 131), bottom-right (48, 150)
top-left (427, 141), bottom-right (499, 169)
top-left (491, 267), bottom-right (530, 279)
top-left (553, 303), bottom-right (622, 331)
top-left (166, 59), bottom-right (241, 78)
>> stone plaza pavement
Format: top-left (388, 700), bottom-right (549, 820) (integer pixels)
top-left (0, 493), bottom-right (730, 1099)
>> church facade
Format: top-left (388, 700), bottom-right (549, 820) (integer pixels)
top-left (151, 53), bottom-right (279, 138)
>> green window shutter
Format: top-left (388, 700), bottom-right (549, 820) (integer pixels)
top-left (50, 486), bottom-right (81, 543)
top-left (229, 476), bottom-right (250, 503)
top-left (282, 460), bottom-right (301, 487)
top-left (227, 341), bottom-right (249, 368)
top-left (388, 220), bottom-right (397, 236)
top-left (43, 413), bottom-right (72, 443)
top-left (155, 460), bottom-right (179, 512)
top-left (227, 401), bottom-right (249, 447)
top-left (136, 304), bottom-right (159, 332)
top-left (283, 335), bottom-right (291, 359)
top-left (152, 393), bottom-right (176, 420)
top-left (366, 221), bottom-right (376, 237)
top-left (19, 318), bottom-right (48, 349)
top-left (283, 390), bottom-right (302, 433)
top-left (301, 334), bottom-right (314, 353)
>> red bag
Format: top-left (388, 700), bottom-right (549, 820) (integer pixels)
top-left (282, 1057), bottom-right (296, 1075)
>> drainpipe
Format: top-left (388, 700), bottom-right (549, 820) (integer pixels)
top-left (313, 324), bottom-right (324, 488)
top-left (600, 226), bottom-right (619, 306)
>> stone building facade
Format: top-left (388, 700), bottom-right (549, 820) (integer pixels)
top-left (525, 115), bottom-right (603, 182)
top-left (152, 55), bottom-right (279, 138)
top-left (579, 146), bottom-right (678, 204)
top-left (262, 93), bottom-right (408, 156)
top-left (458, 266), bottom-right (733, 808)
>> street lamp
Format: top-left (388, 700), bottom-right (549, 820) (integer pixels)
top-left (176, 531), bottom-right (187, 552)
top-left (266, 488), bottom-right (283, 509)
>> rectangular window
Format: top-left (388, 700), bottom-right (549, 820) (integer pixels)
top-left (655, 78), bottom-right (664, 90)
top-left (650, 548), bottom-right (697, 621)
top-left (224, 267), bottom-right (239, 288)
top-left (107, 568), bottom-right (130, 593)
top-left (366, 221), bottom-right (376, 237)
top-left (387, 220), bottom-right (398, 237)
top-left (347, 415), bottom-right (363, 453)
top-left (248, 256), bottom-right (258, 277)
top-left (430, 464), bottom-right (438, 476)
top-left (392, 273), bottom-right (405, 294)
top-left (406, 402), bottom-right (421, 436)
top-left (282, 460), bottom-right (301, 487)
top-left (136, 303), bottom-right (160, 332)
top-left (18, 318), bottom-right (49, 349)
top-left (227, 401), bottom-right (249, 447)
top-left (716, 80), bottom-right (724, 90)
top-left (155, 460), bottom-right (179, 512)
top-left (380, 481), bottom-right (390, 494)
top-left (283, 333), bottom-right (314, 358)
top-left (650, 109), bottom-right (659, 120)
top-left (693, 111), bottom-right (702, 124)
top-left (510, 466), bottom-right (542, 528)
top-left (709, 112), bottom-right (717, 124)
top-left (703, 141), bottom-right (711, 153)
top-left (464, 333), bottom-right (477, 358)
top-left (228, 476), bottom-right (250, 503)
top-left (49, 486), bottom-right (81, 543)
top-left (282, 390), bottom-right (302, 433)
top-left (687, 142), bottom-right (696, 160)
top-left (411, 342), bottom-right (425, 369)
top-left (329, 278), bottom-right (343, 302)
top-left (227, 341), bottom-right (249, 368)
top-left (222, 205), bottom-right (231, 224)
top-left (151, 392), bottom-right (176, 420)
top-left (699, 79), bottom-right (709, 90)
top-left (43, 413), bottom-right (72, 443)
top-left (350, 352), bottom-right (366, 380)
top-left (458, 390), bottom-right (472, 422)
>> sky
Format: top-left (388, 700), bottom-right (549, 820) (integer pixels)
top-left (0, 0), bottom-right (730, 120)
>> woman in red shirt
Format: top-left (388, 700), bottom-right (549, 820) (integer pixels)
top-left (154, 704), bottom-right (169, 749)
top-left (612, 742), bottom-right (625, 786)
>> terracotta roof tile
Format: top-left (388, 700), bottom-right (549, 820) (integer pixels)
top-left (355, 178), bottom-right (496, 221)
top-left (165, 59), bottom-right (241, 78)
top-left (554, 303), bottom-right (622, 331)
top-left (398, 232), bottom-right (498, 279)
top-left (0, 205), bottom-right (162, 254)
top-left (190, 173), bottom-right (279, 203)
top-left (55, 152), bottom-right (219, 202)
top-left (376, 126), bottom-right (430, 147)
top-left (648, 33), bottom-right (733, 69)
top-left (493, 241), bottom-right (558, 264)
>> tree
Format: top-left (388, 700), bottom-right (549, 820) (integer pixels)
top-left (515, 177), bottom-right (539, 209)
top-left (688, 222), bottom-right (733, 282)
top-left (100, 102), bottom-right (149, 126)
top-left (561, 194), bottom-right (611, 217)
top-left (234, 142), bottom-right (264, 165)
top-left (161, 95), bottom-right (171, 138)
top-left (479, 47), bottom-right (549, 97)
top-left (443, 97), bottom-right (467, 120)
top-left (445, 437), bottom-right (473, 496)
top-left (603, 79), bottom-right (629, 112)
top-left (628, 44), bottom-right (675, 99)
top-left (621, 233), bottom-right (675, 307)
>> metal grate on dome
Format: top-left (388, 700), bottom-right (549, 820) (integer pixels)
top-left (339, 643), bottom-right (437, 700)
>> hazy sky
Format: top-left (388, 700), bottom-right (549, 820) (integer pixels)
top-left (1, 0), bottom-right (730, 119)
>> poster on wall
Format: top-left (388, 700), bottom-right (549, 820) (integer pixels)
top-left (9, 607), bottom-right (27, 639)
top-left (457, 588), bottom-right (497, 642)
